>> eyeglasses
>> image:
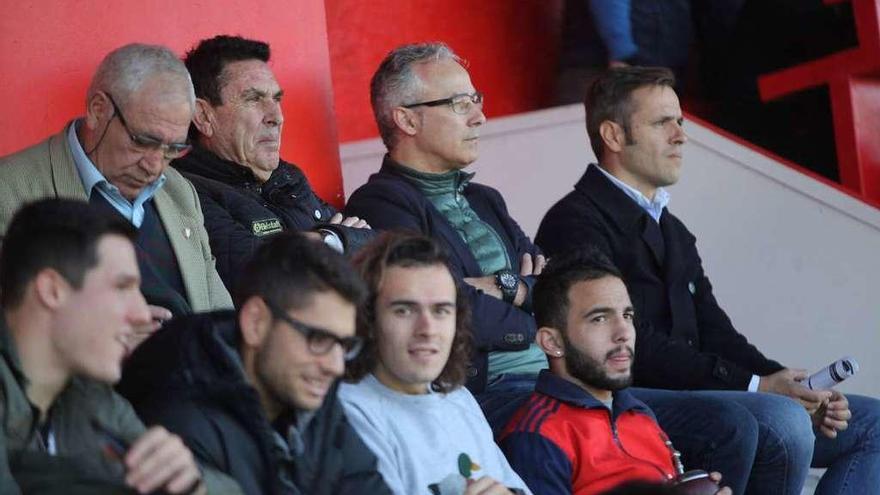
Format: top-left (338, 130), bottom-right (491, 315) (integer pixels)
top-left (263, 298), bottom-right (363, 361)
top-left (403, 91), bottom-right (484, 115)
top-left (105, 92), bottom-right (192, 160)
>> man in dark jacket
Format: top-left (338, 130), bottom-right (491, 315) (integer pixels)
top-left (343, 43), bottom-right (545, 432)
top-left (1, 199), bottom-right (230, 495)
top-left (536, 66), bottom-right (879, 495)
top-left (118, 233), bottom-right (391, 495)
top-left (171, 35), bottom-right (373, 291)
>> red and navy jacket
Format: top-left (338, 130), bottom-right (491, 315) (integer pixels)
top-left (499, 370), bottom-right (676, 495)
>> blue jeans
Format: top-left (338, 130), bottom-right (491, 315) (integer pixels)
top-left (812, 394), bottom-right (880, 494)
top-left (629, 388), bottom-right (762, 495)
top-left (633, 389), bottom-right (880, 495)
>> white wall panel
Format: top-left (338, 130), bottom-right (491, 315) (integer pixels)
top-left (341, 104), bottom-right (880, 398)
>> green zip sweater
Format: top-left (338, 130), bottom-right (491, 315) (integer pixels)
top-left (396, 166), bottom-right (511, 275)
top-left (395, 164), bottom-right (546, 379)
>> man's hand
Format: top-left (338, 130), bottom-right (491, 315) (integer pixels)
top-left (708, 472), bottom-right (733, 495)
top-left (812, 390), bottom-right (851, 439)
top-left (328, 212), bottom-right (370, 229)
top-left (519, 253), bottom-right (546, 277)
top-left (512, 253), bottom-right (545, 306)
top-left (758, 368), bottom-right (831, 413)
top-left (125, 426), bottom-right (205, 495)
top-left (464, 476), bottom-right (513, 495)
top-left (462, 253), bottom-right (546, 307)
top-left (128, 305), bottom-right (172, 353)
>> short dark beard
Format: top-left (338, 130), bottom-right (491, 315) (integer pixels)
top-left (562, 334), bottom-right (633, 392)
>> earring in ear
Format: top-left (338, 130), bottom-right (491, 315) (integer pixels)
top-left (556, 351), bottom-right (562, 356)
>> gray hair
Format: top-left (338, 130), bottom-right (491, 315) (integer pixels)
top-left (86, 43), bottom-right (195, 110)
top-left (370, 42), bottom-right (461, 149)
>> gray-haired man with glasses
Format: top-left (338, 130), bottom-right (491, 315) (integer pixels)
top-left (402, 91), bottom-right (485, 114)
top-left (117, 233), bottom-right (392, 495)
top-left (0, 42), bottom-right (232, 327)
top-left (344, 42), bottom-right (546, 433)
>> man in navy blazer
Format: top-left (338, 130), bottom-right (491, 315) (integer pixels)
top-left (536, 66), bottom-right (880, 495)
top-left (344, 43), bottom-right (545, 430)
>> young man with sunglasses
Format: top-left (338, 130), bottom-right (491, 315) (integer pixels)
top-left (117, 233), bottom-right (390, 495)
top-left (0, 43), bottom-right (231, 322)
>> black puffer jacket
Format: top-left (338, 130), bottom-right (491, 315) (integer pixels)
top-left (117, 311), bottom-right (391, 495)
top-left (172, 147), bottom-right (375, 292)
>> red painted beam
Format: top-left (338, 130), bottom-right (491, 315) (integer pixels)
top-left (757, 0), bottom-right (880, 203)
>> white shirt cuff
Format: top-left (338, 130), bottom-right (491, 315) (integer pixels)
top-left (748, 374), bottom-right (761, 392)
top-left (318, 229), bottom-right (345, 253)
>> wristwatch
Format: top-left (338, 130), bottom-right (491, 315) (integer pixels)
top-left (494, 269), bottom-right (519, 304)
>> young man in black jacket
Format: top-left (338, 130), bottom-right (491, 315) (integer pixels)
top-left (172, 35), bottom-right (374, 291)
top-left (118, 234), bottom-right (390, 495)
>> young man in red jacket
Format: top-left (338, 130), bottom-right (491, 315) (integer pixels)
top-left (500, 249), bottom-right (729, 495)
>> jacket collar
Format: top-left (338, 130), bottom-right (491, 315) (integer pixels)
top-left (575, 164), bottom-right (650, 234)
top-left (380, 155), bottom-right (474, 186)
top-left (172, 145), bottom-right (263, 185)
top-left (535, 368), bottom-right (652, 418)
top-left (0, 313), bottom-right (89, 415)
top-left (387, 157), bottom-right (475, 196)
top-left (593, 164), bottom-right (669, 223)
top-left (576, 164), bottom-right (673, 268)
top-left (0, 314), bottom-right (27, 387)
top-left (376, 155), bottom-right (492, 277)
top-left (49, 122), bottom-right (89, 201)
top-left (173, 146), bottom-right (304, 197)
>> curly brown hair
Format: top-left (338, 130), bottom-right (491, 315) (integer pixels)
top-left (345, 232), bottom-right (473, 393)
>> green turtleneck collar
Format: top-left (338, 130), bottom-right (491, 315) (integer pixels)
top-left (389, 162), bottom-right (475, 197)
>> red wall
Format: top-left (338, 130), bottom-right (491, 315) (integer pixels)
top-left (1, 1), bottom-right (564, 205)
top-left (0, 0), bottom-right (345, 204)
top-left (326, 0), bottom-right (563, 143)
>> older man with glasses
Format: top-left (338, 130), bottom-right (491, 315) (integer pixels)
top-left (0, 43), bottom-right (232, 327)
top-left (117, 233), bottom-right (392, 495)
top-left (344, 42), bottom-right (546, 432)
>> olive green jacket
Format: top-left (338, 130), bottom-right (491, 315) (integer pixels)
top-left (0, 319), bottom-right (242, 494)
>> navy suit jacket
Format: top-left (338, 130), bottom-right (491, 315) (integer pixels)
top-left (536, 165), bottom-right (783, 390)
top-left (344, 156), bottom-right (541, 392)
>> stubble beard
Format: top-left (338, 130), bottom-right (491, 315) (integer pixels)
top-left (563, 335), bottom-right (634, 392)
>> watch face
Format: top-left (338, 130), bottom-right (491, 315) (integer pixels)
top-left (499, 272), bottom-right (517, 289)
